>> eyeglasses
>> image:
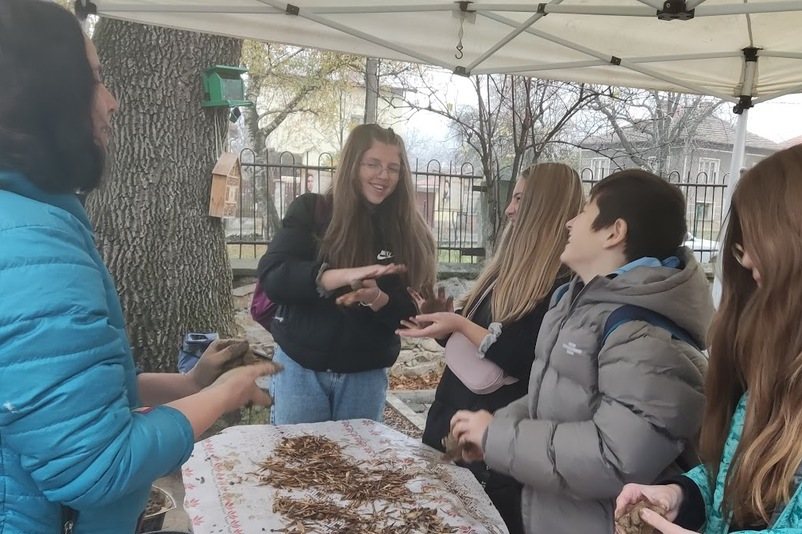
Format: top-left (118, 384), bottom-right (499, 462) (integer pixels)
top-left (732, 243), bottom-right (746, 266)
top-left (361, 160), bottom-right (401, 178)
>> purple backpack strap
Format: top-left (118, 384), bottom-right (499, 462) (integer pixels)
top-left (251, 194), bottom-right (329, 332)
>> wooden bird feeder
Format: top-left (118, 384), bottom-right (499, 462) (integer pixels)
top-left (209, 152), bottom-right (241, 218)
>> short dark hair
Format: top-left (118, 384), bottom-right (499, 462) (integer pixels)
top-left (0, 0), bottom-right (104, 194)
top-left (590, 169), bottom-right (687, 261)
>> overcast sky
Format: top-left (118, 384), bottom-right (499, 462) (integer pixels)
top-left (744, 94), bottom-right (802, 144)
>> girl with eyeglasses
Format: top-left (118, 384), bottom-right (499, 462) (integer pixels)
top-left (258, 124), bottom-right (437, 424)
top-left (614, 144), bottom-right (802, 533)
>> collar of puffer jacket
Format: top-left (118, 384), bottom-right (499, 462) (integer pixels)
top-left (0, 170), bottom-right (91, 231)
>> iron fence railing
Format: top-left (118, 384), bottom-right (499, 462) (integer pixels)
top-left (227, 150), bottom-right (484, 263)
top-left (226, 151), bottom-right (727, 265)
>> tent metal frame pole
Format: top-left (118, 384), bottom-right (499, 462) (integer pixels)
top-left (466, 0), bottom-right (565, 72)
top-left (472, 51), bottom-right (740, 75)
top-left (725, 109), bottom-right (749, 206)
top-left (102, 1), bottom-right (802, 17)
top-left (305, 4), bottom-right (455, 14)
top-left (98, 4), bottom-right (281, 14)
top-left (473, 4), bottom-right (652, 16)
top-left (759, 51), bottom-right (802, 60)
top-left (473, 59), bottom-right (607, 75)
top-left (254, 0), bottom-right (451, 70)
top-left (695, 1), bottom-right (802, 16)
top-left (725, 49), bottom-right (758, 211)
top-left (468, 1), bottom-right (802, 17)
top-left (480, 11), bottom-right (737, 101)
top-left (635, 0), bottom-right (664, 9)
top-left (101, 2), bottom-right (454, 14)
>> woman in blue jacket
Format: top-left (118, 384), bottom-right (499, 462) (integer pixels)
top-left (614, 144), bottom-right (802, 533)
top-left (0, 2), bottom-right (275, 532)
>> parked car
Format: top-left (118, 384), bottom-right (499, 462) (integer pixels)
top-left (684, 232), bottom-right (719, 264)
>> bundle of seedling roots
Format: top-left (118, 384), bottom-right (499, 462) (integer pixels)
top-left (254, 435), bottom-right (458, 533)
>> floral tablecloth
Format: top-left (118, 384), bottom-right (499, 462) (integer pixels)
top-left (182, 419), bottom-right (508, 533)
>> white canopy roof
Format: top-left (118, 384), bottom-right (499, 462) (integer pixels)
top-left (91, 0), bottom-right (802, 105)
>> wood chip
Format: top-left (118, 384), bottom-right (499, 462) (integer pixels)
top-left (255, 435), bottom-right (457, 533)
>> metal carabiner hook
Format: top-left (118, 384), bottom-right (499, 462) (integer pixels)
top-left (455, 11), bottom-right (466, 60)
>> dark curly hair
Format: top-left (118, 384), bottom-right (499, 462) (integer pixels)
top-left (0, 0), bottom-right (104, 193)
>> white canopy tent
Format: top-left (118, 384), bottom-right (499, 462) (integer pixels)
top-left (84, 0), bottom-right (802, 193)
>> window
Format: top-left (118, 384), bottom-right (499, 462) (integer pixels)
top-left (590, 157), bottom-right (611, 181)
top-left (698, 158), bottom-right (720, 183)
top-left (694, 201), bottom-right (713, 222)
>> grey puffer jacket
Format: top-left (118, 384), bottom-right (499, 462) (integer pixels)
top-left (483, 249), bottom-right (713, 534)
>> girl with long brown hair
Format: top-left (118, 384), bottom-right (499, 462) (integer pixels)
top-left (614, 144), bottom-right (802, 533)
top-left (258, 124), bottom-right (436, 424)
top-left (399, 163), bottom-right (584, 533)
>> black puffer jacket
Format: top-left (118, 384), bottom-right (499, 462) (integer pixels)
top-left (258, 193), bottom-right (417, 373)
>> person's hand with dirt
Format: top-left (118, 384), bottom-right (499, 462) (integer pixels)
top-left (189, 338), bottom-right (282, 389)
top-left (187, 338), bottom-right (247, 390)
top-left (335, 278), bottom-right (387, 310)
top-left (319, 262), bottom-right (407, 293)
top-left (400, 285), bottom-right (454, 331)
top-left (167, 361), bottom-right (277, 439)
top-left (615, 483), bottom-right (688, 534)
top-left (408, 285), bottom-right (454, 315)
top-left (397, 310), bottom-right (471, 340)
top-left (449, 409), bottom-right (493, 462)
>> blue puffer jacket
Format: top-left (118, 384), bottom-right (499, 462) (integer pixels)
top-left (684, 394), bottom-right (802, 533)
top-left (0, 172), bottom-right (194, 533)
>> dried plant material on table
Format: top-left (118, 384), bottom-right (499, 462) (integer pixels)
top-left (255, 435), bottom-right (458, 533)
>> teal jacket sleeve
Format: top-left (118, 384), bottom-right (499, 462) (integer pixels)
top-left (0, 223), bottom-right (194, 508)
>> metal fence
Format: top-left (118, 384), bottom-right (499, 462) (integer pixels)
top-left (226, 151), bottom-right (727, 265)
top-left (227, 149), bottom-right (485, 263)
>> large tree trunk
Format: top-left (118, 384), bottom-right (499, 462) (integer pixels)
top-left (88, 20), bottom-right (240, 371)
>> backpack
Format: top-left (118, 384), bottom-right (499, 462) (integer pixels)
top-left (602, 304), bottom-right (701, 350)
top-left (551, 284), bottom-right (701, 351)
top-left (250, 280), bottom-right (278, 332)
top-left (250, 194), bottom-right (330, 333)
top-left (602, 304), bottom-right (703, 472)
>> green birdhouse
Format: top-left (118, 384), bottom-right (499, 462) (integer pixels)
top-left (201, 65), bottom-right (253, 108)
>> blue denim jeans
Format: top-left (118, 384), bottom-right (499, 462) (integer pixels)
top-left (270, 345), bottom-right (388, 424)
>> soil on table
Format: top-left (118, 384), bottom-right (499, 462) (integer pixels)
top-left (144, 487), bottom-right (168, 517)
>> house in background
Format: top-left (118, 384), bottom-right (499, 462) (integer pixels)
top-left (578, 115), bottom-right (780, 182)
top-left (577, 116), bottom-right (781, 242)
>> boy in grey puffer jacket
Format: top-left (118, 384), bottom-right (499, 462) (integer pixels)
top-left (451, 169), bottom-right (713, 534)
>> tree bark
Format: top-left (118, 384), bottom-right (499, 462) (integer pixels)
top-left (88, 19), bottom-right (240, 371)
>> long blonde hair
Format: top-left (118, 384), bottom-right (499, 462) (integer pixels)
top-left (701, 144), bottom-right (802, 526)
top-left (319, 124), bottom-right (436, 295)
top-left (461, 163), bottom-right (584, 323)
